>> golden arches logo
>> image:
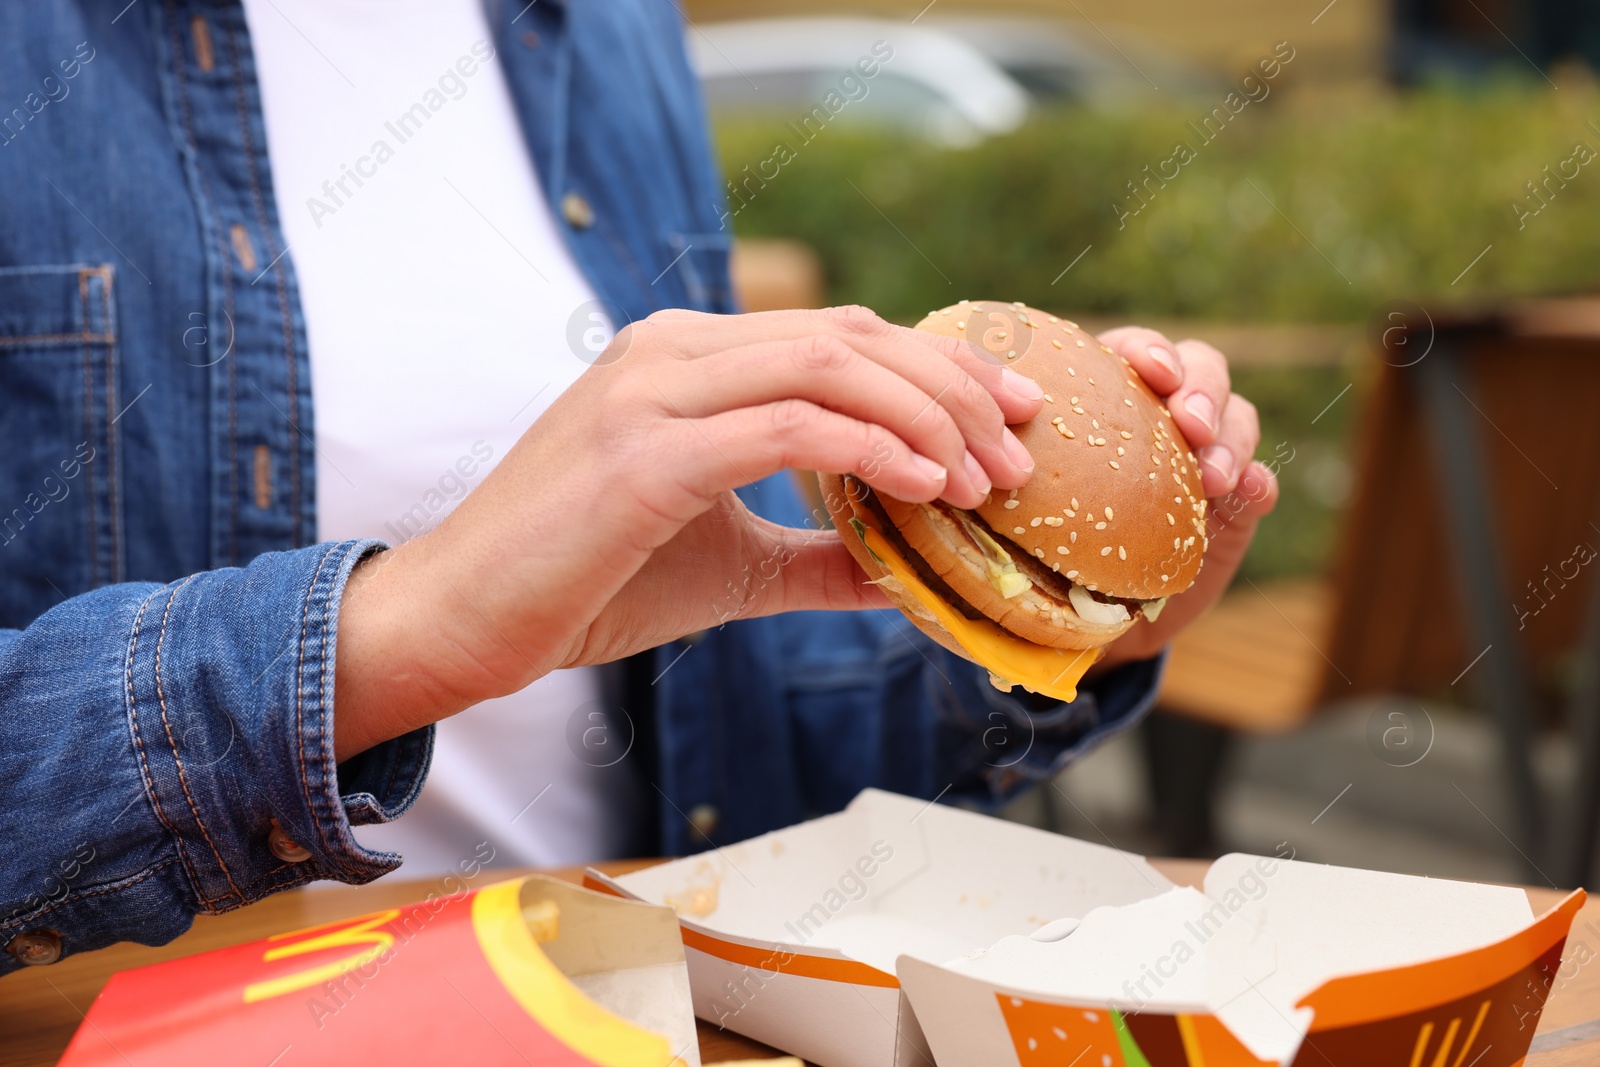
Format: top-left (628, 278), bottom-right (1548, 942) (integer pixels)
top-left (1407, 1000), bottom-right (1491, 1067)
top-left (242, 909), bottom-right (401, 1004)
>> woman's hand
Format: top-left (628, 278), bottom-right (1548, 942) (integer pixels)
top-left (1088, 326), bottom-right (1280, 672)
top-left (332, 306), bottom-right (1046, 758)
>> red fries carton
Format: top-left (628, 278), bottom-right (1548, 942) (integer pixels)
top-left (58, 875), bottom-right (699, 1067)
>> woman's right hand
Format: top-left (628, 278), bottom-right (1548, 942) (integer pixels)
top-left (332, 305), bottom-right (1047, 759)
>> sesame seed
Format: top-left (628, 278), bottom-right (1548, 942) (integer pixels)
top-left (1048, 315), bottom-right (1059, 323)
top-left (1174, 538), bottom-right (1181, 550)
top-left (1174, 496), bottom-right (1183, 503)
top-left (1089, 378), bottom-right (1096, 386)
top-left (1057, 546), bottom-right (1070, 555)
top-left (1052, 416), bottom-right (1065, 425)
top-left (1070, 531), bottom-right (1078, 542)
top-left (1014, 526), bottom-right (1025, 534)
top-left (1091, 419), bottom-right (1100, 429)
top-left (1043, 393), bottom-right (1054, 402)
top-left (956, 321), bottom-right (966, 329)
top-left (1030, 517), bottom-right (1043, 527)
top-left (1105, 507), bottom-right (1114, 520)
top-left (1073, 406), bottom-right (1085, 415)
top-left (1064, 429), bottom-right (1076, 439)
top-left (1052, 562), bottom-right (1061, 572)
top-left (1118, 546), bottom-right (1127, 560)
top-left (1068, 366), bottom-right (1077, 375)
top-left (1167, 513), bottom-right (1175, 525)
top-left (1064, 509), bottom-right (1075, 518)
top-left (1009, 488), bottom-right (1019, 498)
top-left (1109, 461), bottom-right (1120, 469)
top-left (1120, 431), bottom-right (1132, 440)
top-left (1075, 339), bottom-right (1086, 348)
top-left (1071, 498), bottom-right (1079, 509)
top-left (1095, 521), bottom-right (1107, 530)
top-left (1004, 500), bottom-right (1020, 509)
top-left (1124, 399), bottom-right (1134, 407)
top-left (1149, 472), bottom-right (1157, 480)
top-left (1101, 546), bottom-right (1113, 556)
top-left (1116, 447), bottom-right (1125, 456)
top-left (1070, 396), bottom-right (1079, 405)
top-left (1100, 345), bottom-right (1113, 354)
top-left (1051, 339), bottom-right (1063, 349)
top-left (1034, 548), bottom-right (1046, 559)
top-left (1160, 573), bottom-right (1169, 581)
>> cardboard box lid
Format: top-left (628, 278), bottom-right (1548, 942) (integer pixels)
top-left (603, 789), bottom-right (1172, 976)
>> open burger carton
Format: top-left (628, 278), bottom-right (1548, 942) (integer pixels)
top-left (585, 789), bottom-right (1585, 1067)
top-left (58, 875), bottom-right (701, 1067)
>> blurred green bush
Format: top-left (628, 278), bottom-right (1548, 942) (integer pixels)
top-left (715, 83), bottom-right (1600, 325)
top-left (715, 84), bottom-right (1600, 582)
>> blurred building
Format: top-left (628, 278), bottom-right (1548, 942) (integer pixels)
top-left (1394, 0), bottom-right (1600, 83)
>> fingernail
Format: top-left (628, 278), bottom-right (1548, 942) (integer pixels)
top-left (1002, 427), bottom-right (1034, 472)
top-left (1001, 368), bottom-right (1044, 400)
top-left (913, 455), bottom-right (948, 483)
top-left (1148, 345), bottom-right (1180, 378)
top-left (1201, 444), bottom-right (1235, 483)
top-left (1185, 392), bottom-right (1218, 432)
top-left (964, 450), bottom-right (992, 496)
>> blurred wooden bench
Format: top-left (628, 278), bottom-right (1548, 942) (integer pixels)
top-left (1148, 297), bottom-right (1600, 883)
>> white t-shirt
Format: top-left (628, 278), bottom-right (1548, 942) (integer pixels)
top-left (242, 0), bottom-right (640, 873)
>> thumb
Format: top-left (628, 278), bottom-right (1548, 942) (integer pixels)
top-left (737, 519), bottom-right (894, 619)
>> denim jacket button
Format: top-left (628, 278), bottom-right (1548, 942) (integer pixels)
top-left (687, 803), bottom-right (719, 839)
top-left (7, 929), bottom-right (62, 966)
top-left (561, 192), bottom-right (595, 229)
top-left (268, 821), bottom-right (312, 863)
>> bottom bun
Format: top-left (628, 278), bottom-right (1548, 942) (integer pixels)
top-left (819, 472), bottom-right (981, 663)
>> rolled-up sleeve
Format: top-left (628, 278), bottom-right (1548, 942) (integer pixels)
top-left (0, 539), bottom-right (432, 976)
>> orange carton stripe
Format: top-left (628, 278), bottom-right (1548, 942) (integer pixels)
top-left (679, 928), bottom-right (900, 989)
top-left (584, 873), bottom-right (898, 989)
top-left (1300, 889), bottom-right (1586, 1030)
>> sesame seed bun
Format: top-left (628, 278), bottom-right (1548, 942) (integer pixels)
top-left (918, 300), bottom-right (1208, 601)
top-left (821, 300), bottom-right (1208, 662)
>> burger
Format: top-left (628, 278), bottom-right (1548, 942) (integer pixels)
top-left (822, 300), bottom-right (1209, 702)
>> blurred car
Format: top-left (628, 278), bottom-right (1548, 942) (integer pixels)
top-left (687, 15), bottom-right (1205, 145)
top-left (685, 16), bottom-right (1031, 146)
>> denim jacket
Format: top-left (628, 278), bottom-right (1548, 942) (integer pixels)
top-left (0, 0), bottom-right (1162, 975)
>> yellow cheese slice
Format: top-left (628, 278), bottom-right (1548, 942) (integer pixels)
top-left (858, 526), bottom-right (1100, 703)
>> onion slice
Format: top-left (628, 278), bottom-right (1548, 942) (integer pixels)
top-left (1068, 584), bottom-right (1130, 626)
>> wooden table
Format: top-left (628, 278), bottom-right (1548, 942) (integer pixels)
top-left (4, 860), bottom-right (1596, 1066)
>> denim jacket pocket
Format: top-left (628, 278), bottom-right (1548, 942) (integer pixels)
top-left (0, 263), bottom-right (122, 621)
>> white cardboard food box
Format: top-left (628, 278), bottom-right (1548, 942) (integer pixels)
top-left (587, 789), bottom-right (1586, 1067)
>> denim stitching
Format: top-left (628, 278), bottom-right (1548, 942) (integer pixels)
top-left (224, 20), bottom-right (301, 542)
top-left (165, 0), bottom-right (239, 568)
top-left (94, 266), bottom-right (123, 583)
top-left (78, 270), bottom-right (98, 588)
top-left (0, 332), bottom-right (115, 347)
top-left (151, 572), bottom-right (246, 906)
top-left (124, 584), bottom-right (214, 906)
top-left (295, 543), bottom-right (341, 860)
top-left (0, 859), bottom-right (182, 935)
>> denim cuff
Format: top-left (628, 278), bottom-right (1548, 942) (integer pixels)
top-left (121, 539), bottom-right (434, 910)
top-left (940, 649), bottom-right (1168, 808)
top-left (0, 540), bottom-right (433, 975)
